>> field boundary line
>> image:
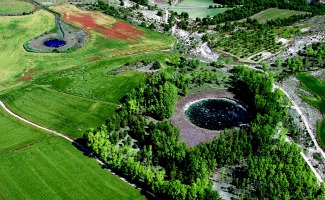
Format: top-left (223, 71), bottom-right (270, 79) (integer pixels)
top-left (0, 100), bottom-right (155, 198)
top-left (0, 136), bottom-right (54, 156)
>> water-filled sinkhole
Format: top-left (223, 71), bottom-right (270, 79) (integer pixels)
top-left (44, 38), bottom-right (66, 48)
top-left (185, 98), bottom-right (250, 130)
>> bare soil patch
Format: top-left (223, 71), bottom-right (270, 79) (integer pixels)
top-left (171, 90), bottom-right (235, 147)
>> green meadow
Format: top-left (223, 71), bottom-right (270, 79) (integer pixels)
top-left (0, 0), bottom-right (35, 15)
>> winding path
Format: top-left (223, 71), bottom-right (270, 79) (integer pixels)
top-left (274, 85), bottom-right (325, 159)
top-left (0, 101), bottom-right (154, 197)
top-left (274, 85), bottom-right (325, 183)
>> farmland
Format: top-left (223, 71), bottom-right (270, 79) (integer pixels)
top-left (0, 85), bottom-right (117, 138)
top-left (0, 0), bottom-right (35, 15)
top-left (297, 73), bottom-right (325, 149)
top-left (0, 101), bottom-right (146, 199)
top-left (0, 109), bottom-right (51, 154)
top-left (0, 5), bottom-right (174, 90)
top-left (0, 136), bottom-right (146, 200)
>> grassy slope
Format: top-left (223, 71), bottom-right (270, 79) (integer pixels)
top-left (0, 85), bottom-right (117, 138)
top-left (297, 73), bottom-right (325, 148)
top-left (170, 8), bottom-right (228, 18)
top-left (0, 8), bottom-right (174, 90)
top-left (0, 136), bottom-right (146, 200)
top-left (0, 0), bottom-right (35, 15)
top-left (250, 8), bottom-right (310, 23)
top-left (0, 109), bottom-right (51, 154)
top-left (32, 52), bottom-right (176, 103)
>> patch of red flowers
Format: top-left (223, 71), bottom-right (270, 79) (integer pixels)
top-left (89, 56), bottom-right (100, 61)
top-left (16, 75), bottom-right (32, 82)
top-left (64, 11), bottom-right (143, 40)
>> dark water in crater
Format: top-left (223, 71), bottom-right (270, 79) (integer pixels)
top-left (44, 39), bottom-right (66, 48)
top-left (185, 98), bottom-right (250, 130)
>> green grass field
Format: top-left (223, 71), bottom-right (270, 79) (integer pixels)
top-left (0, 109), bottom-right (51, 154)
top-left (0, 136), bottom-right (147, 200)
top-left (249, 8), bottom-right (310, 23)
top-left (176, 0), bottom-right (219, 7)
top-left (297, 73), bottom-right (325, 149)
top-left (170, 8), bottom-right (228, 18)
top-left (32, 53), bottom-right (175, 103)
top-left (0, 85), bottom-right (117, 138)
top-left (0, 0), bottom-right (35, 15)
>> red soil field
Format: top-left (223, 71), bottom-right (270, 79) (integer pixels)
top-left (62, 11), bottom-right (143, 40)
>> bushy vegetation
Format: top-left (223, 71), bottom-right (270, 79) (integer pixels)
top-left (276, 42), bottom-right (325, 76)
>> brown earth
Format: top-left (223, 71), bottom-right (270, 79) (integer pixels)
top-left (171, 90), bottom-right (235, 147)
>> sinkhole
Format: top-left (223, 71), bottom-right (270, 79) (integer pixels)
top-left (185, 98), bottom-right (250, 130)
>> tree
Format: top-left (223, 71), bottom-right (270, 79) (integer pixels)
top-left (157, 10), bottom-right (163, 16)
top-left (262, 61), bottom-right (268, 72)
top-left (275, 59), bottom-right (281, 68)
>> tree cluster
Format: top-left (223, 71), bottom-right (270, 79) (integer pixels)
top-left (276, 41), bottom-right (325, 78)
top-left (83, 61), bottom-right (325, 199)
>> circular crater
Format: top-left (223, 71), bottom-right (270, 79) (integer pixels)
top-left (44, 38), bottom-right (66, 48)
top-left (185, 98), bottom-right (250, 130)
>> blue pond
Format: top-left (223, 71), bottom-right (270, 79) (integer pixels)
top-left (185, 98), bottom-right (250, 130)
top-left (44, 38), bottom-right (66, 48)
